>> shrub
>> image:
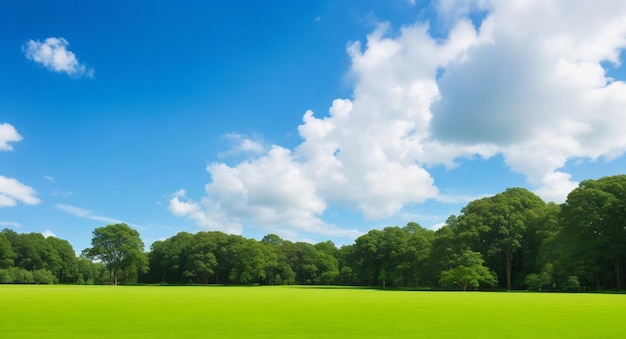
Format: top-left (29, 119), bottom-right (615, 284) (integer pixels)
top-left (562, 276), bottom-right (580, 292)
top-left (0, 269), bottom-right (14, 283)
top-left (33, 269), bottom-right (56, 284)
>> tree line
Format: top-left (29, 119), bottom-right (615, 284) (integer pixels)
top-left (1, 174), bottom-right (625, 291)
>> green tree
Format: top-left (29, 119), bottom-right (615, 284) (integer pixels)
top-left (0, 232), bottom-right (16, 269)
top-left (260, 234), bottom-right (295, 285)
top-left (524, 263), bottom-right (553, 291)
top-left (314, 241), bottom-right (340, 285)
top-left (352, 229), bottom-right (384, 286)
top-left (76, 256), bottom-right (107, 284)
top-left (82, 223), bottom-right (146, 285)
top-left (560, 175), bottom-right (626, 290)
top-left (401, 222), bottom-right (434, 288)
top-left (185, 232), bottom-right (218, 284)
top-left (521, 202), bottom-right (562, 289)
top-left (337, 244), bottom-right (356, 285)
top-left (439, 249), bottom-right (496, 291)
top-left (457, 188), bottom-right (545, 289)
top-left (46, 237), bottom-right (77, 283)
top-left (429, 220), bottom-right (459, 286)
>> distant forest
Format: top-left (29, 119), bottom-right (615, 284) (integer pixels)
top-left (1, 174), bottom-right (625, 291)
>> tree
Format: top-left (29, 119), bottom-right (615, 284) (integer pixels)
top-left (46, 237), bottom-right (77, 283)
top-left (560, 175), bottom-right (626, 290)
top-left (524, 263), bottom-right (552, 291)
top-left (314, 241), bottom-right (340, 285)
top-left (457, 188), bottom-right (545, 289)
top-left (82, 223), bottom-right (146, 285)
top-left (401, 223), bottom-right (434, 288)
top-left (439, 250), bottom-right (496, 291)
top-left (0, 232), bottom-right (16, 269)
top-left (429, 221), bottom-right (459, 286)
top-left (260, 234), bottom-right (295, 285)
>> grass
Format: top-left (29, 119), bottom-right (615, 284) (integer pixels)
top-left (1, 285), bottom-right (625, 338)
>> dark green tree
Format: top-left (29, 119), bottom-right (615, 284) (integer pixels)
top-left (83, 223), bottom-right (147, 285)
top-left (0, 232), bottom-right (16, 269)
top-left (261, 234), bottom-right (295, 285)
top-left (314, 241), bottom-right (340, 285)
top-left (46, 237), bottom-right (77, 283)
top-left (428, 220), bottom-right (459, 286)
top-left (560, 175), bottom-right (626, 290)
top-left (456, 188), bottom-right (545, 289)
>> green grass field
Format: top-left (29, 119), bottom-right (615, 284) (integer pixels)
top-left (1, 285), bottom-right (625, 338)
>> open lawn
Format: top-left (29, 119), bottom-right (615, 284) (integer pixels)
top-left (1, 285), bottom-right (625, 338)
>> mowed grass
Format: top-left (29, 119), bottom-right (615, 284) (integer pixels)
top-left (1, 285), bottom-right (625, 338)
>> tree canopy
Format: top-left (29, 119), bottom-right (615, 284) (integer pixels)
top-left (2, 174), bottom-right (626, 291)
top-left (82, 223), bottom-right (147, 285)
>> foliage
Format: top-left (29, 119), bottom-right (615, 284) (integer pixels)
top-left (456, 188), bottom-right (546, 289)
top-left (562, 276), bottom-right (581, 292)
top-left (3, 175), bottom-right (626, 292)
top-left (560, 175), bottom-right (626, 290)
top-left (82, 223), bottom-right (147, 285)
top-left (0, 232), bottom-right (16, 269)
top-left (439, 250), bottom-right (497, 291)
top-left (524, 263), bottom-right (553, 291)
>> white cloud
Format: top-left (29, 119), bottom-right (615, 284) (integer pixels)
top-left (23, 37), bottom-right (94, 78)
top-left (0, 176), bottom-right (40, 207)
top-left (55, 204), bottom-right (143, 228)
top-left (42, 230), bottom-right (56, 238)
top-left (169, 146), bottom-right (362, 239)
top-left (169, 189), bottom-right (242, 234)
top-left (430, 0), bottom-right (626, 202)
top-left (218, 133), bottom-right (265, 158)
top-left (0, 221), bottom-right (21, 228)
top-left (429, 222), bottom-right (446, 231)
top-left (0, 124), bottom-right (39, 207)
top-left (0, 123), bottom-right (22, 151)
top-left (170, 0), bottom-right (626, 240)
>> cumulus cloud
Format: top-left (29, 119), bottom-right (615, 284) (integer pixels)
top-left (171, 0), bottom-right (626, 240)
top-left (0, 123), bottom-right (39, 207)
top-left (0, 176), bottom-right (40, 207)
top-left (169, 148), bottom-right (362, 239)
top-left (0, 123), bottom-right (22, 151)
top-left (23, 37), bottom-right (94, 78)
top-left (430, 0), bottom-right (626, 201)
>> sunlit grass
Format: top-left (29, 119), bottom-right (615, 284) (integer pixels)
top-left (1, 285), bottom-right (625, 338)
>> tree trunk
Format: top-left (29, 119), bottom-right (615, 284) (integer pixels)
top-left (505, 250), bottom-right (512, 290)
top-left (614, 256), bottom-right (623, 290)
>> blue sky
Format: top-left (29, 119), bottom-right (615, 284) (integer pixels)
top-left (2, 0), bottom-right (626, 253)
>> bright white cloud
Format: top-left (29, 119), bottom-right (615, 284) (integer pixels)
top-left (171, 0), bottom-right (626, 240)
top-left (0, 176), bottom-right (40, 207)
top-left (23, 37), bottom-right (94, 78)
top-left (0, 124), bottom-right (39, 207)
top-left (430, 0), bottom-right (626, 202)
top-left (42, 230), bottom-right (56, 238)
top-left (0, 123), bottom-right (22, 151)
top-left (169, 189), bottom-right (243, 235)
